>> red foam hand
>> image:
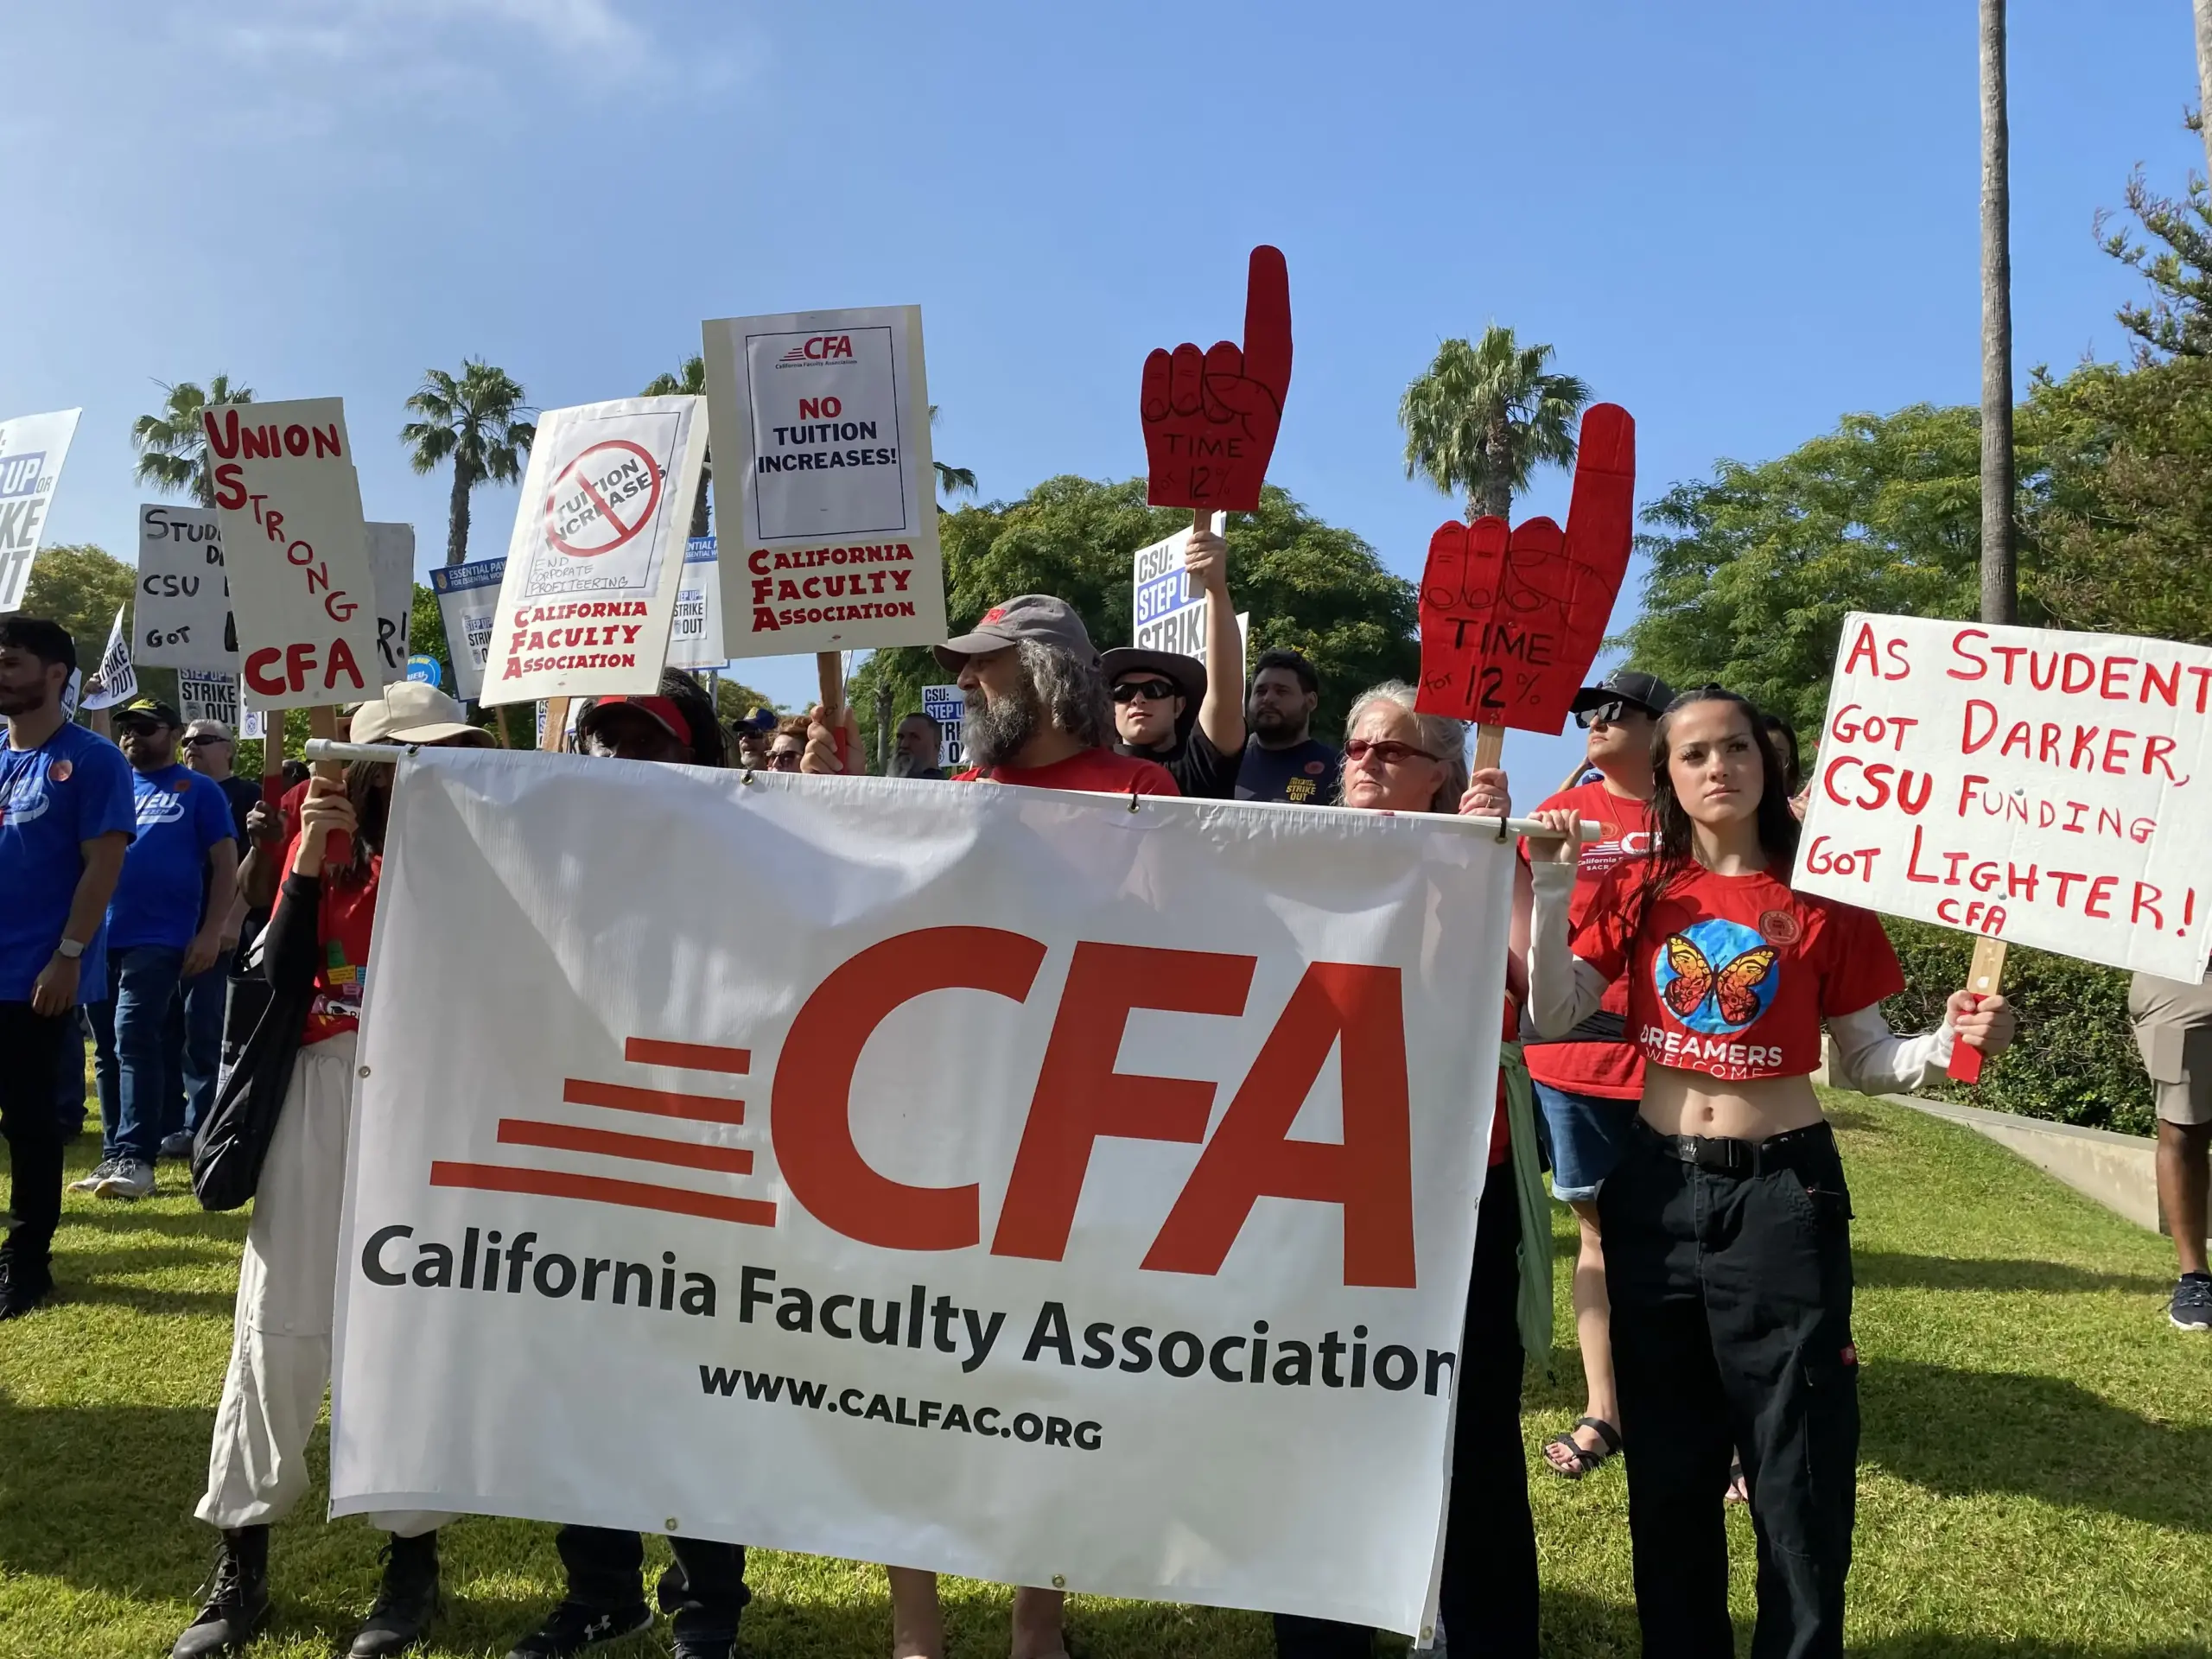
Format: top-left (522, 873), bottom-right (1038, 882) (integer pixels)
top-left (1142, 246), bottom-right (1292, 512)
top-left (1415, 404), bottom-right (1637, 732)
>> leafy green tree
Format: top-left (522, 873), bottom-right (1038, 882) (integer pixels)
top-left (2097, 158), bottom-right (2212, 360)
top-left (712, 678), bottom-right (779, 728)
top-left (849, 475), bottom-right (1415, 747)
top-left (642, 354), bottom-right (713, 538)
top-left (1399, 327), bottom-right (1589, 521)
top-left (22, 543), bottom-right (180, 713)
top-left (131, 376), bottom-right (253, 505)
top-left (401, 359), bottom-right (536, 566)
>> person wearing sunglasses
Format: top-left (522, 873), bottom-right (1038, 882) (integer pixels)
top-left (1271, 681), bottom-right (1541, 1659)
top-left (1101, 645), bottom-right (1243, 798)
top-left (768, 718), bottom-right (809, 772)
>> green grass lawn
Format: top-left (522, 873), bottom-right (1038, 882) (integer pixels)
top-left (3, 1090), bottom-right (2207, 1658)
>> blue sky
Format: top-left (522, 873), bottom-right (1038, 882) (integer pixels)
top-left (4, 0), bottom-right (2199, 783)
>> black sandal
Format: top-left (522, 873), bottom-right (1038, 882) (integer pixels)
top-left (1543, 1415), bottom-right (1621, 1478)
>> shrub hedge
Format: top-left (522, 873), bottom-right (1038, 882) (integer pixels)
top-left (1878, 918), bottom-right (2156, 1137)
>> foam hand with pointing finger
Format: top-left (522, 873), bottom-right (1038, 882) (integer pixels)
top-left (1415, 404), bottom-right (1637, 732)
top-left (1141, 246), bottom-right (1293, 512)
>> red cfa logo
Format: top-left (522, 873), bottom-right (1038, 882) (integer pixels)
top-left (778, 335), bottom-right (855, 365)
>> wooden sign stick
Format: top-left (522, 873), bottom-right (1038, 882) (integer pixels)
top-left (1948, 935), bottom-right (2007, 1083)
top-left (540, 696), bottom-right (570, 753)
top-left (307, 704), bottom-right (353, 866)
top-left (817, 652), bottom-right (850, 770)
top-left (1472, 724), bottom-right (1505, 775)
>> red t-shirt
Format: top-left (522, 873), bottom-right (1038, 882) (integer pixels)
top-left (1572, 863), bottom-right (1903, 1084)
top-left (302, 855), bottom-right (380, 1046)
top-left (1520, 779), bottom-right (1656, 1099)
top-left (954, 747), bottom-right (1180, 797)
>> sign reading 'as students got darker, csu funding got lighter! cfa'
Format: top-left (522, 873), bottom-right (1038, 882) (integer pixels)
top-left (1794, 613), bottom-right (2212, 982)
top-left (702, 306), bottom-right (947, 658)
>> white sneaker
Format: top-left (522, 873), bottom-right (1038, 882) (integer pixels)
top-left (94, 1159), bottom-right (155, 1200)
top-left (68, 1158), bottom-right (119, 1193)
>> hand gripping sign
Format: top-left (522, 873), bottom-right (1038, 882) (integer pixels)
top-left (1414, 404), bottom-right (1637, 745)
top-left (1141, 246), bottom-right (1292, 513)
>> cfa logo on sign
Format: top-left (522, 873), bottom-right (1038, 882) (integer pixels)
top-left (429, 930), bottom-right (1422, 1290)
top-left (778, 336), bottom-right (855, 365)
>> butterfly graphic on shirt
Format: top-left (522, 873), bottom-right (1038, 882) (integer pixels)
top-left (1652, 918), bottom-right (1782, 1035)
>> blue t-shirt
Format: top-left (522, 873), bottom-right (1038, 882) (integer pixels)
top-left (0, 722), bottom-right (136, 1004)
top-left (107, 763), bottom-right (237, 952)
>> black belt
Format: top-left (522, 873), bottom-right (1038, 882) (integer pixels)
top-left (1634, 1116), bottom-right (1836, 1179)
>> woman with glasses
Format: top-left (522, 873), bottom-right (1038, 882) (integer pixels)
top-left (1269, 681), bottom-right (1541, 1659)
top-left (1527, 685), bottom-right (2015, 1658)
top-left (766, 717), bottom-right (808, 772)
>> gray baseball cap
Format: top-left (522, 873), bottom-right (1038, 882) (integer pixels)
top-left (933, 594), bottom-right (1098, 674)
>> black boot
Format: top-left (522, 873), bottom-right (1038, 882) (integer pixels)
top-left (350, 1529), bottom-right (441, 1657)
top-left (171, 1525), bottom-right (270, 1658)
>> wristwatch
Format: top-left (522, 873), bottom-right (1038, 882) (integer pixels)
top-left (54, 938), bottom-right (86, 960)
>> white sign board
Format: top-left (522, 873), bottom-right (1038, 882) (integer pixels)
top-left (666, 535), bottom-right (727, 670)
top-left (0, 407), bottom-right (81, 612)
top-left (137, 505), bottom-right (237, 671)
top-left (480, 397), bottom-right (707, 706)
top-left (1131, 516), bottom-right (1230, 661)
top-left (203, 398), bottom-right (384, 710)
top-left (922, 683), bottom-right (964, 770)
top-left (429, 556), bottom-right (506, 702)
top-left (177, 670), bottom-right (265, 740)
top-left (81, 607), bottom-right (137, 709)
top-left (329, 753), bottom-right (1513, 1637)
top-left (702, 306), bottom-right (946, 657)
top-left (367, 523), bottom-right (416, 688)
top-left (1796, 613), bottom-right (2212, 980)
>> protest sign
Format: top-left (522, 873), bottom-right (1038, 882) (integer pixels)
top-left (329, 753), bottom-right (1515, 1637)
top-left (1141, 248), bottom-right (1291, 514)
top-left (367, 523), bottom-right (416, 686)
top-left (1793, 613), bottom-right (2212, 982)
top-left (81, 607), bottom-right (137, 709)
top-left (176, 670), bottom-right (265, 740)
top-left (1415, 405), bottom-right (1636, 753)
top-left (137, 505), bottom-right (236, 671)
top-left (201, 398), bottom-right (384, 710)
top-left (667, 535), bottom-right (727, 670)
top-left (702, 306), bottom-right (946, 658)
top-left (1128, 515), bottom-right (1248, 667)
top-left (429, 556), bottom-right (505, 702)
top-left (922, 683), bottom-right (964, 769)
top-left (405, 655), bottom-right (442, 687)
top-left (480, 397), bottom-right (706, 706)
top-left (0, 407), bottom-right (81, 612)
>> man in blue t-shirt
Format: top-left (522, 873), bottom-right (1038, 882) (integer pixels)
top-left (0, 618), bottom-right (134, 1319)
top-left (75, 697), bottom-right (237, 1201)
top-left (1235, 648), bottom-right (1344, 805)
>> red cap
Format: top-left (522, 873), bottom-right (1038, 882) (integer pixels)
top-left (588, 694), bottom-right (691, 747)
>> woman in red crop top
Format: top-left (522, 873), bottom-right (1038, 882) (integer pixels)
top-left (1527, 687), bottom-right (2013, 1659)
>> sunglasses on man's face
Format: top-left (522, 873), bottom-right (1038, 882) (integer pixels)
top-left (1343, 737), bottom-right (1441, 766)
top-left (1111, 678), bottom-right (1179, 705)
top-left (1574, 700), bottom-right (1649, 729)
top-left (183, 734), bottom-right (229, 747)
top-left (118, 720), bottom-right (168, 738)
top-left (768, 748), bottom-right (803, 771)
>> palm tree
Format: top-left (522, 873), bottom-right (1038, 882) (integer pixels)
top-left (1399, 328), bottom-right (1589, 522)
top-left (642, 353), bottom-right (712, 539)
top-left (400, 359), bottom-right (536, 565)
top-left (131, 376), bottom-right (254, 505)
top-left (930, 405), bottom-right (976, 506)
top-left (1978, 0), bottom-right (2016, 625)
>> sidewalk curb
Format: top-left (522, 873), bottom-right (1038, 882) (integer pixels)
top-left (1880, 1092), bottom-right (2209, 1249)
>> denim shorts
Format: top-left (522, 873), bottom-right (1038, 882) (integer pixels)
top-left (1531, 1081), bottom-right (1640, 1204)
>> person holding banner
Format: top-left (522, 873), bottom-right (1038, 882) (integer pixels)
top-left (174, 683), bottom-right (493, 1659)
top-left (499, 668), bottom-right (752, 1659)
top-left (1526, 685), bottom-right (2016, 1659)
top-left (0, 617), bottom-right (133, 1319)
top-left (1266, 681), bottom-right (1540, 1659)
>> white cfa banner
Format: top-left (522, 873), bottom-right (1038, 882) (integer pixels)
top-left (0, 406), bottom-right (81, 612)
top-left (429, 556), bottom-right (505, 702)
top-left (330, 754), bottom-right (1512, 1636)
top-left (203, 398), bottom-right (384, 710)
top-left (666, 535), bottom-right (727, 670)
top-left (702, 305), bottom-right (947, 658)
top-left (137, 504), bottom-right (236, 671)
top-left (480, 397), bottom-right (706, 705)
top-left (1796, 612), bottom-right (2212, 979)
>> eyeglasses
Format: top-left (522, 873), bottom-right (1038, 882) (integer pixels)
top-left (1344, 737), bottom-right (1441, 766)
top-left (768, 748), bottom-right (803, 771)
top-left (1111, 679), bottom-right (1179, 704)
top-left (1574, 700), bottom-right (1648, 729)
top-left (182, 734), bottom-right (230, 747)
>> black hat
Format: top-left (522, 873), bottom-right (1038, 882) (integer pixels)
top-left (116, 696), bottom-right (183, 728)
top-left (1570, 669), bottom-right (1674, 719)
top-left (1100, 647), bottom-right (1205, 746)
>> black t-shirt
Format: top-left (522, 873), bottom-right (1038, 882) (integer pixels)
top-left (215, 774), bottom-right (261, 839)
top-left (1115, 724), bottom-right (1242, 800)
top-left (1236, 738), bottom-right (1342, 805)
